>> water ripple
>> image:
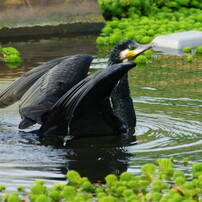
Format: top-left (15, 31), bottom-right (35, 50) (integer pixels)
top-left (134, 96), bottom-right (202, 107)
top-left (128, 95), bottom-right (202, 170)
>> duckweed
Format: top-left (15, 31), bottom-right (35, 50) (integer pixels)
top-left (0, 158), bottom-right (202, 201)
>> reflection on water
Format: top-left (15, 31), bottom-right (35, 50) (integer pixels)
top-left (40, 134), bottom-right (136, 182)
top-left (0, 36), bottom-right (202, 191)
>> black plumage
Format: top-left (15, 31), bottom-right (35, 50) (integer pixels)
top-left (18, 54), bottom-right (92, 129)
top-left (107, 40), bottom-right (140, 133)
top-left (0, 40), bottom-right (152, 138)
top-left (39, 61), bottom-right (136, 138)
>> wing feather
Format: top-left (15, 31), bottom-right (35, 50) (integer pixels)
top-left (0, 56), bottom-right (69, 108)
top-left (19, 54), bottom-right (93, 128)
top-left (40, 61), bottom-right (136, 135)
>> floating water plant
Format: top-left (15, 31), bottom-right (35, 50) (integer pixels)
top-left (17, 185), bottom-right (25, 192)
top-left (196, 45), bottom-right (202, 54)
top-left (1, 158), bottom-right (202, 201)
top-left (1, 47), bottom-right (20, 56)
top-left (0, 185), bottom-right (5, 192)
top-left (97, 0), bottom-right (202, 45)
top-left (141, 163), bottom-right (157, 180)
top-left (66, 170), bottom-right (82, 185)
top-left (135, 55), bottom-right (148, 64)
top-left (144, 50), bottom-right (153, 59)
top-left (183, 46), bottom-right (192, 53)
top-left (157, 158), bottom-right (174, 179)
top-left (187, 55), bottom-right (193, 62)
top-left (183, 157), bottom-right (189, 166)
top-left (105, 174), bottom-right (118, 186)
top-left (0, 46), bottom-right (22, 68)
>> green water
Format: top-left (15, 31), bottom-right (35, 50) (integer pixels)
top-left (128, 54), bottom-right (202, 171)
top-left (0, 36), bottom-right (201, 191)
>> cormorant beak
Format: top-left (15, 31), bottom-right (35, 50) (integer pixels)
top-left (120, 43), bottom-right (154, 62)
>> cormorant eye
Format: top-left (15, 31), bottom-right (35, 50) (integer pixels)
top-left (128, 46), bottom-right (134, 50)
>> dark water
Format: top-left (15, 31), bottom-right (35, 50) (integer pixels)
top-left (0, 35), bottom-right (201, 191)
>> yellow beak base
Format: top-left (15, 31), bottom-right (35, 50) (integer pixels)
top-left (126, 50), bottom-right (137, 61)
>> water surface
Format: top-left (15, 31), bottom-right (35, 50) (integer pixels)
top-left (0, 35), bottom-right (201, 191)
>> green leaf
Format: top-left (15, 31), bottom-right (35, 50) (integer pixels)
top-left (7, 193), bottom-right (21, 202)
top-left (141, 163), bottom-right (157, 179)
top-left (82, 181), bottom-right (94, 192)
top-left (183, 47), bottom-right (192, 53)
top-left (62, 186), bottom-right (76, 200)
top-left (2, 47), bottom-right (20, 56)
top-left (158, 158), bottom-right (173, 172)
top-left (135, 55), bottom-right (148, 64)
top-left (34, 194), bottom-right (50, 202)
top-left (66, 170), bottom-right (82, 184)
top-left (105, 174), bottom-right (118, 186)
top-left (120, 172), bottom-right (134, 181)
top-left (196, 45), bottom-right (202, 53)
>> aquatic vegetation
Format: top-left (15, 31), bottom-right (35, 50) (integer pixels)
top-left (182, 45), bottom-right (202, 62)
top-left (17, 185), bottom-right (25, 192)
top-left (196, 45), bottom-right (202, 54)
top-left (66, 170), bottom-right (82, 185)
top-left (187, 55), bottom-right (193, 62)
top-left (183, 45), bottom-right (202, 55)
top-left (135, 55), bottom-right (148, 64)
top-left (96, 8), bottom-right (202, 46)
top-left (183, 46), bottom-right (192, 53)
top-left (133, 49), bottom-right (153, 64)
top-left (97, 1), bottom-right (202, 65)
top-left (0, 185), bottom-right (5, 192)
top-left (0, 46), bottom-right (22, 68)
top-left (141, 163), bottom-right (157, 180)
top-left (98, 0), bottom-right (202, 20)
top-left (144, 50), bottom-right (153, 58)
top-left (97, 0), bottom-right (202, 46)
top-left (1, 158), bottom-right (202, 201)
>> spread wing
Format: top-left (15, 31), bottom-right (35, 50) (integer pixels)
top-left (0, 56), bottom-right (69, 108)
top-left (39, 61), bottom-right (136, 136)
top-left (18, 54), bottom-right (93, 129)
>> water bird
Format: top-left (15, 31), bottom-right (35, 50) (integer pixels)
top-left (0, 40), bottom-right (152, 138)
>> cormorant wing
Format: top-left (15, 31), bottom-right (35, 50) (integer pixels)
top-left (0, 56), bottom-right (70, 108)
top-left (39, 61), bottom-right (136, 137)
top-left (18, 54), bottom-right (93, 129)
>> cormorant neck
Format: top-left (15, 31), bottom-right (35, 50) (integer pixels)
top-left (107, 58), bottom-right (121, 67)
top-left (107, 56), bottom-right (136, 133)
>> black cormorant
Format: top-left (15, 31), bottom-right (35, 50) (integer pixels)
top-left (0, 40), bottom-right (152, 138)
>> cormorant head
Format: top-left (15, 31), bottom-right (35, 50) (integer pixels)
top-left (108, 40), bottom-right (153, 65)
